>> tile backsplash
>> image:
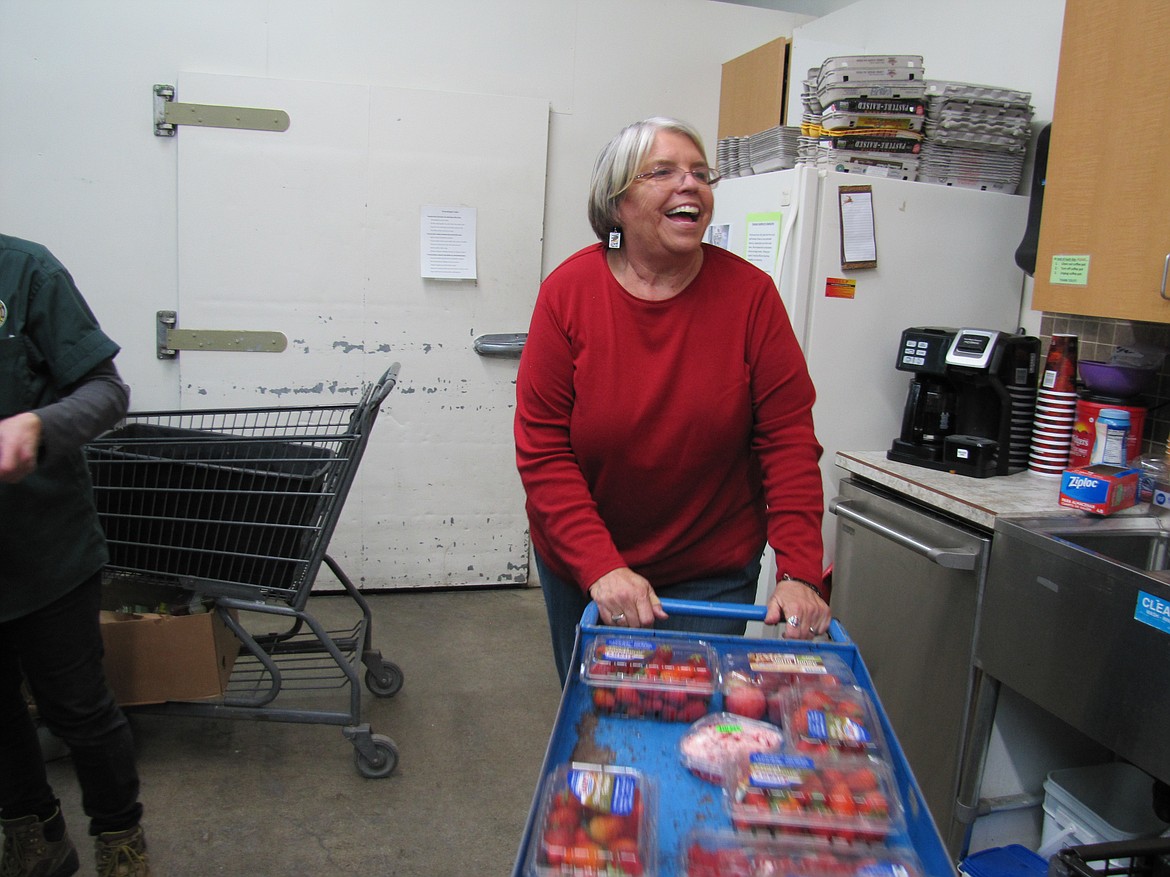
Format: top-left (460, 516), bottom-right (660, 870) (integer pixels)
top-left (1039, 312), bottom-right (1170, 458)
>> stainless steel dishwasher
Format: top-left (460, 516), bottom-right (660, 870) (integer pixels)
top-left (830, 477), bottom-right (990, 857)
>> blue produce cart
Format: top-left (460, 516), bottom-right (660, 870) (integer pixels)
top-left (511, 599), bottom-right (957, 877)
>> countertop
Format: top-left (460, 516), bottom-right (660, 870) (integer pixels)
top-left (834, 450), bottom-right (1082, 530)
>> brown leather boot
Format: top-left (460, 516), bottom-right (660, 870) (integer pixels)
top-left (0, 812), bottom-right (79, 877)
top-left (93, 825), bottom-right (149, 877)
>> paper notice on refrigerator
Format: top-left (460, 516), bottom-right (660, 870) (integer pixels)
top-left (421, 206), bottom-right (477, 280)
top-left (744, 212), bottom-right (783, 274)
top-left (838, 186), bottom-right (877, 269)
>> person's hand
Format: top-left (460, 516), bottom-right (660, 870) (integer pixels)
top-left (764, 576), bottom-right (829, 640)
top-left (588, 567), bottom-right (669, 629)
top-left (0, 412), bottom-right (42, 483)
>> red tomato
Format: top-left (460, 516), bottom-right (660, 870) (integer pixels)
top-left (724, 684), bottom-right (768, 720)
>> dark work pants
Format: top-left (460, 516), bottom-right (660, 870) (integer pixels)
top-left (0, 572), bottom-right (142, 835)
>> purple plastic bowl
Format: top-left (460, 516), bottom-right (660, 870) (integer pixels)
top-left (1078, 360), bottom-right (1157, 398)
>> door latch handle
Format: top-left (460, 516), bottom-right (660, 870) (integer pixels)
top-left (473, 333), bottom-right (526, 358)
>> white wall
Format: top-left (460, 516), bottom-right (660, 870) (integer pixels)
top-left (787, 0), bottom-right (1065, 130)
top-left (0, 0), bottom-right (811, 407)
top-left (786, 0), bottom-right (1067, 335)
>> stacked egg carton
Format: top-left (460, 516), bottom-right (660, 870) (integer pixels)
top-left (796, 55), bottom-right (927, 179)
top-left (917, 80), bottom-right (1034, 192)
top-left (716, 135), bottom-right (753, 179)
top-left (716, 125), bottom-right (801, 180)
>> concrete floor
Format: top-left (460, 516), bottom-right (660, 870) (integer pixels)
top-left (44, 587), bottom-right (562, 876)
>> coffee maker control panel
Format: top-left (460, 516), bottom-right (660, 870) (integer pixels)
top-left (946, 329), bottom-right (1001, 370)
top-left (896, 327), bottom-right (957, 375)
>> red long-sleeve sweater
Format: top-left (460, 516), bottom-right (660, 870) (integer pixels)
top-left (515, 243), bottom-right (824, 595)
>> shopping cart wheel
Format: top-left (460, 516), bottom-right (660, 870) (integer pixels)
top-left (364, 661), bottom-right (404, 697)
top-left (353, 733), bottom-right (400, 779)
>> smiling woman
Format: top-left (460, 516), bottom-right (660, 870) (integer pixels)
top-left (609, 128), bottom-right (715, 300)
top-left (514, 117), bottom-right (829, 686)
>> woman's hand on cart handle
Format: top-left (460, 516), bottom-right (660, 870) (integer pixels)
top-left (588, 567), bottom-right (669, 628)
top-left (766, 576), bottom-right (830, 640)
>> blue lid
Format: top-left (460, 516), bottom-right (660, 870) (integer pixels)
top-left (960, 845), bottom-right (1048, 877)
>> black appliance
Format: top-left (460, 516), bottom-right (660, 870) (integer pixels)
top-left (888, 326), bottom-right (1040, 478)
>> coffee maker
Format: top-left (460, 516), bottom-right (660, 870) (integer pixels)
top-left (888, 326), bottom-right (1040, 477)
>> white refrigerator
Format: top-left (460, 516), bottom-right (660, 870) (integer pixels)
top-left (707, 166), bottom-right (1029, 566)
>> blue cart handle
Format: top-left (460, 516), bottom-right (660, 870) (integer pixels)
top-left (582, 599), bottom-right (850, 642)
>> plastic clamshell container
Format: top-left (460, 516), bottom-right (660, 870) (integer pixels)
top-left (581, 635), bottom-right (717, 722)
top-left (778, 681), bottom-right (885, 757)
top-left (723, 752), bottom-right (903, 843)
top-left (682, 828), bottom-right (924, 877)
top-left (720, 649), bottom-right (856, 724)
top-left (527, 761), bottom-right (655, 877)
top-left (678, 712), bottom-right (784, 785)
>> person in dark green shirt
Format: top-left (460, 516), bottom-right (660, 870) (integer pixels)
top-left (0, 235), bottom-right (150, 877)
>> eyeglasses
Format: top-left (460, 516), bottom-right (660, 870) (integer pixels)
top-left (632, 165), bottom-right (721, 188)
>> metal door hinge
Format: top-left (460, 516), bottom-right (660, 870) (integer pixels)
top-left (153, 84), bottom-right (290, 137)
top-left (157, 310), bottom-right (288, 359)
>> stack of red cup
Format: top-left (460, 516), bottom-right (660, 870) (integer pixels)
top-left (1029, 334), bottom-right (1078, 476)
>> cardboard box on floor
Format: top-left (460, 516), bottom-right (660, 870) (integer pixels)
top-left (100, 608), bottom-right (239, 706)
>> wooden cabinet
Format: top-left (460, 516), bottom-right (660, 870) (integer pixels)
top-left (718, 37), bottom-right (790, 140)
top-left (1032, 0), bottom-right (1170, 321)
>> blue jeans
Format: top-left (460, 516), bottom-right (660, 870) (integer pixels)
top-left (535, 552), bottom-right (761, 687)
top-left (0, 572), bottom-right (142, 835)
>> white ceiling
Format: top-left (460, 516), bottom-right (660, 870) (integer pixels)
top-left (710, 0), bottom-right (857, 16)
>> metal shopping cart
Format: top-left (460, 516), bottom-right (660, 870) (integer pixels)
top-left (84, 363), bottom-right (403, 778)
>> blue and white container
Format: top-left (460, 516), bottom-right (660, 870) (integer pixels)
top-left (1090, 408), bottom-right (1130, 465)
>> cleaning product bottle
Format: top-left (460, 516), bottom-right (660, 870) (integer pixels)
top-left (1089, 408), bottom-right (1130, 465)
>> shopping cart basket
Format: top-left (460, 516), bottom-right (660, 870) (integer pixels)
top-left (1050, 839), bottom-right (1170, 877)
top-left (85, 363), bottom-right (403, 778)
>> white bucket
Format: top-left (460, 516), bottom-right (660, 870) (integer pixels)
top-left (1037, 763), bottom-right (1169, 861)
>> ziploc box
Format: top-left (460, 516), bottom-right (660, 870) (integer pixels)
top-left (1058, 464), bottom-right (1140, 515)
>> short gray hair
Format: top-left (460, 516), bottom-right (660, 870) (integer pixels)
top-left (586, 117), bottom-right (710, 242)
